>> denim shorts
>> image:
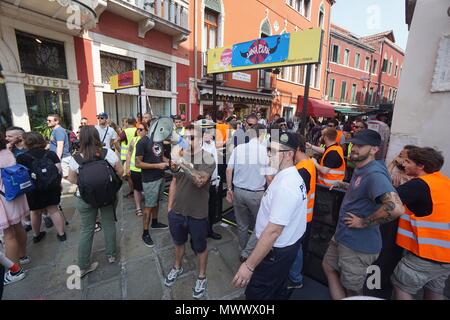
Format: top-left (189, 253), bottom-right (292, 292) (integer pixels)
top-left (142, 178), bottom-right (165, 208)
top-left (168, 210), bottom-right (208, 254)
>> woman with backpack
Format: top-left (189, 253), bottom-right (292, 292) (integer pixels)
top-left (124, 122), bottom-right (148, 217)
top-left (0, 133), bottom-right (30, 280)
top-left (17, 132), bottom-right (66, 243)
top-left (67, 126), bottom-right (123, 277)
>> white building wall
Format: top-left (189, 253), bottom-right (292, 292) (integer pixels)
top-left (387, 0), bottom-right (450, 176)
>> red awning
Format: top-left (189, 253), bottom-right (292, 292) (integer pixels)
top-left (296, 96), bottom-right (336, 118)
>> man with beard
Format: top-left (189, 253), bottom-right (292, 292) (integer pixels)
top-left (322, 129), bottom-right (405, 299)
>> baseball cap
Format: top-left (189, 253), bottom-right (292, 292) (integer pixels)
top-left (271, 131), bottom-right (299, 150)
top-left (349, 129), bottom-right (381, 146)
top-left (97, 112), bottom-right (108, 119)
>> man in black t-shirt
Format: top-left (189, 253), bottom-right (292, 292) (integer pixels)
top-left (136, 136), bottom-right (169, 248)
top-left (391, 147), bottom-right (450, 300)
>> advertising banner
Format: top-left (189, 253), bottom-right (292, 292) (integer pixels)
top-left (207, 28), bottom-right (323, 74)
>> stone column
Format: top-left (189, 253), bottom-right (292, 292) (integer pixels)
top-left (2, 71), bottom-right (30, 131)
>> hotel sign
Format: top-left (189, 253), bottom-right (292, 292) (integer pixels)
top-left (25, 74), bottom-right (68, 88)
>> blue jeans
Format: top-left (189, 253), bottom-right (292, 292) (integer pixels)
top-left (288, 244), bottom-right (304, 284)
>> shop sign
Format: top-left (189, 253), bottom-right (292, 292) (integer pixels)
top-left (25, 74), bottom-right (68, 88)
top-left (110, 70), bottom-right (142, 90)
top-left (232, 72), bottom-right (251, 83)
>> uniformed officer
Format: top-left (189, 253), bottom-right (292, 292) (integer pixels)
top-left (232, 131), bottom-right (308, 300)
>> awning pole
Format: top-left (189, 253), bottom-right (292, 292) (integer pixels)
top-left (299, 64), bottom-right (312, 136)
top-left (115, 89), bottom-right (119, 125)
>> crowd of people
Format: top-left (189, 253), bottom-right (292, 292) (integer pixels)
top-left (0, 109), bottom-right (449, 301)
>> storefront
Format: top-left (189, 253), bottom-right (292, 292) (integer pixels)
top-left (199, 85), bottom-right (273, 119)
top-left (0, 16), bottom-right (82, 132)
top-left (0, 65), bottom-right (12, 132)
top-left (91, 32), bottom-right (182, 122)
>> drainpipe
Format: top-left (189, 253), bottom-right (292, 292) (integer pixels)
top-left (192, 0), bottom-right (199, 122)
top-left (324, 4), bottom-right (332, 100)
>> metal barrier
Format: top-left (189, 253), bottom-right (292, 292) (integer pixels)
top-left (303, 184), bottom-right (346, 285)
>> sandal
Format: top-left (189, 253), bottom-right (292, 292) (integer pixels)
top-left (135, 209), bottom-right (143, 217)
top-left (94, 222), bottom-right (102, 233)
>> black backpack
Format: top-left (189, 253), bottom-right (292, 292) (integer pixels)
top-left (29, 152), bottom-right (61, 191)
top-left (74, 149), bottom-right (122, 209)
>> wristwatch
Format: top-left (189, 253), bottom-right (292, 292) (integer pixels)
top-left (227, 187), bottom-right (233, 191)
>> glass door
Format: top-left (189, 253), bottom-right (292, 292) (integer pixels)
top-left (25, 86), bottom-right (72, 131)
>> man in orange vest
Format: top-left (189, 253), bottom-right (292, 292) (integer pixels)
top-left (311, 128), bottom-right (346, 187)
top-left (287, 134), bottom-right (316, 290)
top-left (328, 119), bottom-right (345, 146)
top-left (391, 147), bottom-right (450, 300)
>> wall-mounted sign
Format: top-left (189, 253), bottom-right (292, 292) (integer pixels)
top-left (25, 74), bottom-right (68, 88)
top-left (431, 35), bottom-right (450, 93)
top-left (207, 28), bottom-right (323, 74)
top-left (110, 70), bottom-right (142, 90)
top-left (232, 72), bottom-right (251, 83)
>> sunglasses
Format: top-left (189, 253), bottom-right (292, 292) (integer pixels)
top-left (246, 122), bottom-right (256, 127)
top-left (267, 147), bottom-right (291, 156)
top-left (97, 117), bottom-right (106, 120)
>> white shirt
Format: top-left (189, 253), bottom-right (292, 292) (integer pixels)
top-left (202, 140), bottom-right (219, 186)
top-left (68, 148), bottom-right (119, 174)
top-left (227, 138), bottom-right (269, 191)
top-left (95, 125), bottom-right (118, 149)
top-left (255, 166), bottom-right (307, 248)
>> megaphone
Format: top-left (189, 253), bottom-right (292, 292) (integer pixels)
top-left (147, 116), bottom-right (188, 147)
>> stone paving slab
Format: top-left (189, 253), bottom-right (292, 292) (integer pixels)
top-left (3, 185), bottom-right (245, 300)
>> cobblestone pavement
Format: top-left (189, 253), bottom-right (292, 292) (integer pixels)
top-left (2, 186), bottom-right (245, 300)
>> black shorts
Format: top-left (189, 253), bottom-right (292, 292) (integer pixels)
top-left (168, 210), bottom-right (208, 254)
top-left (130, 171), bottom-right (143, 192)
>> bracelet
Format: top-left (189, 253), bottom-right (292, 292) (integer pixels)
top-left (227, 188), bottom-right (233, 191)
top-left (244, 261), bottom-right (254, 273)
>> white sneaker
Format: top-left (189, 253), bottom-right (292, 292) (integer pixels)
top-left (80, 262), bottom-right (99, 278)
top-left (19, 256), bottom-right (31, 265)
top-left (4, 269), bottom-right (26, 285)
top-left (192, 277), bottom-right (207, 299)
top-left (164, 266), bottom-right (184, 287)
top-left (107, 256), bottom-right (116, 264)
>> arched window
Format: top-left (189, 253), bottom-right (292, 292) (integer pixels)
top-left (318, 3), bottom-right (325, 29)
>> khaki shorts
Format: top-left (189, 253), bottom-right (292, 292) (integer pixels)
top-left (61, 156), bottom-right (71, 178)
top-left (142, 178), bottom-right (165, 208)
top-left (391, 251), bottom-right (450, 295)
top-left (323, 237), bottom-right (379, 292)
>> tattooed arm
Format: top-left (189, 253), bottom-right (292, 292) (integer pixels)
top-left (344, 192), bottom-right (405, 228)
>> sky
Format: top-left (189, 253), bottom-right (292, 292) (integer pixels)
top-left (331, 0), bottom-right (409, 50)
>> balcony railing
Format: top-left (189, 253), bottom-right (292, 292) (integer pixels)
top-left (122, 0), bottom-right (189, 30)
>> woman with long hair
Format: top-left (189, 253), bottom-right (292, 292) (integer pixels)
top-left (67, 126), bottom-right (123, 277)
top-left (0, 132), bottom-right (29, 285)
top-left (124, 122), bottom-right (148, 216)
top-left (17, 132), bottom-right (66, 243)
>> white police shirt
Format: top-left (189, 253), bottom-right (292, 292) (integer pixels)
top-left (255, 166), bottom-right (307, 248)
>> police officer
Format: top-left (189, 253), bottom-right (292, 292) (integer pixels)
top-left (232, 131), bottom-right (308, 300)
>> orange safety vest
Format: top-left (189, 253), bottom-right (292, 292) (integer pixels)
top-left (396, 172), bottom-right (450, 263)
top-left (336, 130), bottom-right (344, 145)
top-left (296, 158), bottom-right (316, 223)
top-left (318, 145), bottom-right (345, 187)
top-left (216, 123), bottom-right (229, 144)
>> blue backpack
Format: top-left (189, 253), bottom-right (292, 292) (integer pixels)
top-left (0, 164), bottom-right (35, 201)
